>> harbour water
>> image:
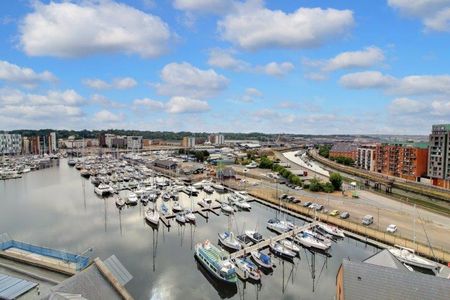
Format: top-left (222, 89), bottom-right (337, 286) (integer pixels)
top-left (0, 160), bottom-right (380, 299)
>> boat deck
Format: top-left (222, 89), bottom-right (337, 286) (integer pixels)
top-left (229, 222), bottom-right (316, 259)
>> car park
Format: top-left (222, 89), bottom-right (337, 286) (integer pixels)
top-left (340, 211), bottom-right (350, 219)
top-left (386, 224), bottom-right (397, 233)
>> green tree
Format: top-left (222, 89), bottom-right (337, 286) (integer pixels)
top-left (309, 177), bottom-right (323, 192)
top-left (329, 172), bottom-right (343, 191)
top-left (323, 182), bottom-right (335, 193)
top-left (259, 156), bottom-right (274, 169)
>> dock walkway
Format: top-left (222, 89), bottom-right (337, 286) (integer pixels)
top-left (230, 222), bottom-right (316, 259)
top-left (159, 204), bottom-right (221, 227)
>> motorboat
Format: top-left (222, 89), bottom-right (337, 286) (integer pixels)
top-left (185, 210), bottom-right (196, 222)
top-left (127, 192), bottom-right (138, 205)
top-left (145, 208), bottom-right (160, 226)
top-left (267, 218), bottom-right (290, 234)
top-left (198, 198), bottom-right (212, 207)
top-left (67, 159), bottom-right (76, 167)
top-left (245, 230), bottom-right (264, 244)
top-left (212, 184), bottom-right (226, 193)
top-left (194, 240), bottom-right (237, 284)
top-left (316, 222), bottom-right (345, 238)
top-left (234, 200), bottom-right (251, 210)
top-left (162, 192), bottom-right (171, 201)
top-left (251, 251), bottom-right (272, 269)
top-left (232, 258), bottom-right (261, 281)
top-left (221, 203), bottom-right (234, 214)
top-left (218, 232), bottom-right (241, 251)
top-left (172, 202), bottom-right (184, 212)
top-left (203, 185), bottom-right (214, 194)
top-left (279, 239), bottom-right (301, 253)
top-left (389, 246), bottom-right (440, 272)
top-left (270, 242), bottom-right (296, 260)
top-left (160, 203), bottom-right (169, 215)
top-left (115, 196), bottom-right (125, 208)
top-left (80, 169), bottom-right (91, 178)
top-left (94, 183), bottom-right (113, 196)
top-left (236, 234), bottom-right (253, 247)
top-left (176, 213), bottom-right (186, 224)
top-left (184, 186), bottom-right (199, 196)
top-left (295, 232), bottom-right (330, 251)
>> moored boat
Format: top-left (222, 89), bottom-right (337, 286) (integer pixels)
top-left (245, 230), bottom-right (263, 244)
top-left (194, 240), bottom-right (237, 284)
top-left (218, 232), bottom-right (241, 251)
top-left (251, 251), bottom-right (272, 269)
top-left (316, 222), bottom-right (345, 238)
top-left (232, 258), bottom-right (261, 281)
top-left (270, 242), bottom-right (296, 259)
top-left (145, 208), bottom-right (160, 226)
top-left (388, 246), bottom-right (440, 272)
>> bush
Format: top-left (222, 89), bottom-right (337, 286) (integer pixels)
top-left (309, 177), bottom-right (323, 192)
top-left (322, 182), bottom-right (335, 193)
top-left (329, 172), bottom-right (343, 191)
top-left (333, 156), bottom-right (354, 166)
top-left (259, 156), bottom-right (274, 169)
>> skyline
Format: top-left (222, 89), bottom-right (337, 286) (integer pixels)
top-left (0, 0), bottom-right (449, 134)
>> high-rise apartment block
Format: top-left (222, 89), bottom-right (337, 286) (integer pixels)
top-left (428, 124), bottom-right (450, 188)
top-left (182, 136), bottom-right (196, 148)
top-left (0, 133), bottom-right (22, 155)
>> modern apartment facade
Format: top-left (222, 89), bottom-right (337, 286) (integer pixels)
top-left (356, 145), bottom-right (377, 171)
top-left (208, 134), bottom-right (225, 145)
top-left (0, 133), bottom-right (22, 155)
top-left (127, 136), bottom-right (143, 149)
top-left (428, 124), bottom-right (450, 188)
top-left (182, 136), bottom-right (196, 148)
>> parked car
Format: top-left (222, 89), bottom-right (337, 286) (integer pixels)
top-left (294, 186), bottom-right (303, 190)
top-left (309, 203), bottom-right (323, 211)
top-left (362, 215), bottom-right (374, 225)
top-left (279, 194), bottom-right (288, 200)
top-left (386, 224), bottom-right (397, 233)
top-left (287, 195), bottom-right (295, 202)
top-left (292, 197), bottom-right (301, 204)
top-left (340, 211), bottom-right (350, 219)
top-left (303, 201), bottom-right (312, 207)
top-left (329, 210), bottom-right (340, 216)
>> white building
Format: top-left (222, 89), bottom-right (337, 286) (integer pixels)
top-left (357, 145), bottom-right (377, 171)
top-left (49, 132), bottom-right (57, 153)
top-left (127, 136), bottom-right (142, 150)
top-left (105, 134), bottom-right (116, 148)
top-left (0, 133), bottom-right (22, 155)
top-left (182, 136), bottom-right (196, 148)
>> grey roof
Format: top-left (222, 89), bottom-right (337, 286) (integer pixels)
top-left (0, 273), bottom-right (37, 299)
top-left (45, 264), bottom-right (122, 300)
top-left (341, 260), bottom-right (450, 300)
top-left (363, 249), bottom-right (408, 270)
top-left (331, 143), bottom-right (357, 153)
top-left (103, 255), bottom-right (133, 286)
top-left (153, 159), bottom-right (177, 167)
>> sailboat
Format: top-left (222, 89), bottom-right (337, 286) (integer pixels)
top-left (145, 205), bottom-right (160, 226)
top-left (270, 242), bottom-right (296, 259)
top-left (218, 214), bottom-right (241, 251)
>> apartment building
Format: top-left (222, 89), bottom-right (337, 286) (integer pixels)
top-left (375, 143), bottom-right (428, 181)
top-left (356, 144), bottom-right (377, 171)
top-left (428, 124), bottom-right (450, 188)
top-left (127, 136), bottom-right (143, 150)
top-left (0, 133), bottom-right (22, 155)
top-left (182, 136), bottom-right (196, 148)
top-left (329, 143), bottom-right (357, 160)
top-left (208, 134), bottom-right (225, 145)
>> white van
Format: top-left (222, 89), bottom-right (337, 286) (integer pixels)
top-left (362, 215), bottom-right (374, 225)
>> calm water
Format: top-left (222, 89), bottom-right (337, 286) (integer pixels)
top-left (0, 160), bottom-right (379, 299)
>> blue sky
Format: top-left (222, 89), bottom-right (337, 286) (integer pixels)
top-left (0, 0), bottom-right (449, 134)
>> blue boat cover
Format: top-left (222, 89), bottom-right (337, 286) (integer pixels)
top-left (260, 253), bottom-right (271, 264)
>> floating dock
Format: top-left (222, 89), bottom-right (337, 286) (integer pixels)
top-left (229, 222), bottom-right (316, 259)
top-left (159, 204), bottom-right (221, 227)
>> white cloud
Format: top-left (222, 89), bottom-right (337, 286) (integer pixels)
top-left (0, 60), bottom-right (56, 88)
top-left (155, 62), bottom-right (229, 99)
top-left (94, 110), bottom-right (124, 122)
top-left (207, 48), bottom-right (294, 76)
top-left (91, 94), bottom-right (125, 108)
top-left (431, 100), bottom-right (450, 115)
top-left (83, 77), bottom-right (137, 90)
top-left (132, 98), bottom-right (165, 110)
top-left (207, 48), bottom-right (249, 71)
top-left (218, 2), bottom-right (354, 50)
top-left (165, 96), bottom-right (210, 113)
top-left (260, 62), bottom-right (294, 76)
top-left (339, 71), bottom-right (396, 89)
top-left (173, 0), bottom-right (235, 14)
top-left (340, 71), bottom-right (450, 97)
top-left (0, 88), bottom-right (85, 123)
top-left (388, 97), bottom-right (427, 114)
top-left (239, 87), bottom-right (263, 103)
top-left (388, 0), bottom-right (450, 32)
top-left (20, 1), bottom-right (172, 58)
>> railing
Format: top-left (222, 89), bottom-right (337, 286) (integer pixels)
top-left (0, 239), bottom-right (90, 271)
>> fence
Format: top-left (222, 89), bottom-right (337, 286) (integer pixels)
top-left (0, 237), bottom-right (90, 271)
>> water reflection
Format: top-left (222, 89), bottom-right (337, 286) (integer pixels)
top-left (0, 160), bottom-right (379, 300)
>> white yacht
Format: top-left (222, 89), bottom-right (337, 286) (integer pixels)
top-left (316, 223), bottom-right (345, 238)
top-left (267, 218), bottom-right (290, 234)
top-left (389, 246), bottom-right (440, 272)
top-left (127, 192), bottom-right (138, 205)
top-left (145, 209), bottom-right (160, 226)
top-left (218, 231), bottom-right (241, 251)
top-left (295, 231), bottom-right (331, 251)
top-left (185, 210), bottom-right (196, 222)
top-left (94, 183), bottom-right (113, 196)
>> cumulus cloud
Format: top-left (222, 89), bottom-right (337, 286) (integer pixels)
top-left (388, 97), bottom-right (427, 114)
top-left (83, 77), bottom-right (137, 90)
top-left (0, 60), bottom-right (56, 88)
top-left (0, 88), bottom-right (85, 123)
top-left (340, 71), bottom-right (450, 97)
top-left (94, 110), bottom-right (124, 122)
top-left (173, 0), bottom-right (235, 14)
top-left (155, 62), bottom-right (229, 99)
top-left (238, 87), bottom-right (263, 103)
top-left (339, 71), bottom-right (396, 89)
top-left (207, 48), bottom-right (250, 71)
top-left (207, 48), bottom-right (294, 76)
top-left (303, 46), bottom-right (385, 80)
top-left (132, 98), bottom-right (165, 110)
top-left (388, 0), bottom-right (450, 32)
top-left (260, 62), bottom-right (294, 76)
top-left (19, 1), bottom-right (172, 58)
top-left (91, 94), bottom-right (125, 108)
top-left (165, 96), bottom-right (210, 113)
top-left (218, 2), bottom-right (354, 50)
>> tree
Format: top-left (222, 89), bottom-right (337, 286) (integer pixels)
top-left (309, 177), bottom-right (323, 192)
top-left (318, 145), bottom-right (331, 158)
top-left (323, 182), bottom-right (335, 193)
top-left (259, 156), bottom-right (274, 169)
top-left (329, 172), bottom-right (343, 191)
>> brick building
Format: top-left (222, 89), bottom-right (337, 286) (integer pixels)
top-left (329, 143), bottom-right (357, 160)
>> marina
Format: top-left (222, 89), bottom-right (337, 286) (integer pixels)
top-left (0, 158), bottom-right (447, 299)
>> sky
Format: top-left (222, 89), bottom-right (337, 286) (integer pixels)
top-left (0, 0), bottom-right (449, 134)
